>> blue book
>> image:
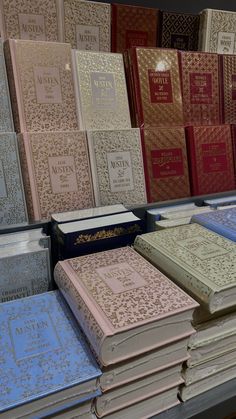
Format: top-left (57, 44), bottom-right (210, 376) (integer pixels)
top-left (204, 195), bottom-right (236, 208)
top-left (0, 291), bottom-right (101, 417)
top-left (192, 208), bottom-right (236, 242)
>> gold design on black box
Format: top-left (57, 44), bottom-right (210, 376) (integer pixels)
top-left (74, 224), bottom-right (142, 245)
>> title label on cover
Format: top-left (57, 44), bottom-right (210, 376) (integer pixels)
top-left (189, 73), bottom-right (213, 104)
top-left (231, 75), bottom-right (236, 100)
top-left (148, 69), bottom-right (173, 103)
top-left (76, 25), bottom-right (100, 51)
top-left (125, 30), bottom-right (148, 48)
top-left (96, 262), bottom-right (147, 294)
top-left (170, 34), bottom-right (190, 50)
top-left (9, 312), bottom-right (61, 360)
top-left (48, 155), bottom-right (78, 194)
top-left (34, 67), bottom-right (62, 104)
top-left (178, 236), bottom-right (229, 260)
top-left (0, 160), bottom-right (7, 198)
top-left (201, 143), bottom-right (228, 173)
top-left (217, 31), bottom-right (235, 54)
top-left (107, 151), bottom-right (134, 192)
top-left (91, 72), bottom-right (117, 110)
top-left (151, 148), bottom-right (184, 178)
top-left (18, 13), bottom-right (46, 41)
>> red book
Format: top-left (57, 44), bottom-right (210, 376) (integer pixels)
top-left (220, 54), bottom-right (236, 124)
top-left (230, 125), bottom-right (236, 183)
top-left (186, 125), bottom-right (235, 196)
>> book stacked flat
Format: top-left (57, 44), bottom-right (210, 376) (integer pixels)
top-left (54, 246), bottom-right (198, 418)
top-left (192, 207), bottom-right (236, 243)
top-left (134, 223), bottom-right (236, 400)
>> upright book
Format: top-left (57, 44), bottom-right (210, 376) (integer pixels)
top-left (4, 40), bottom-right (78, 132)
top-left (179, 51), bottom-right (221, 126)
top-left (72, 50), bottom-right (131, 130)
top-left (134, 224), bottom-right (236, 314)
top-left (160, 11), bottom-right (199, 51)
top-left (186, 125), bottom-right (235, 196)
top-left (0, 41), bottom-right (13, 132)
top-left (141, 127), bottom-right (190, 202)
top-left (18, 131), bottom-right (94, 221)
top-left (192, 207), bottom-right (236, 242)
top-left (87, 129), bottom-right (147, 206)
top-left (111, 4), bottom-right (159, 53)
top-left (54, 246), bottom-right (198, 366)
top-left (221, 55), bottom-right (236, 124)
top-left (61, 0), bottom-right (111, 51)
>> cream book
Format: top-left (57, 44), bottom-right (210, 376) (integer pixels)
top-left (134, 224), bottom-right (236, 314)
top-left (72, 50), bottom-right (131, 130)
top-left (87, 129), bottom-right (147, 206)
top-left (155, 218), bottom-right (191, 230)
top-left (161, 207), bottom-right (213, 220)
top-left (54, 247), bottom-right (197, 366)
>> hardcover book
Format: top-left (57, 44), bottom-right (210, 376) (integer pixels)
top-left (128, 47), bottom-right (184, 128)
top-left (0, 133), bottom-right (28, 227)
top-left (141, 127), bottom-right (190, 202)
top-left (0, 41), bottom-right (13, 132)
top-left (18, 131), bottom-right (94, 221)
top-left (204, 195), bottom-right (236, 208)
top-left (220, 55), bottom-right (236, 124)
top-left (179, 51), bottom-right (221, 126)
top-left (4, 39), bottom-right (78, 132)
top-left (161, 207), bottom-right (213, 220)
top-left (146, 203), bottom-right (197, 232)
top-left (54, 246), bottom-right (198, 366)
top-left (51, 204), bottom-right (127, 225)
top-left (87, 129), bottom-right (147, 206)
top-left (111, 4), bottom-right (159, 53)
top-left (186, 125), bottom-right (235, 196)
top-left (0, 0), bottom-right (60, 41)
top-left (160, 11), bottom-right (199, 51)
top-left (0, 291), bottom-right (101, 417)
top-left (155, 218), bottom-right (191, 230)
top-left (72, 50), bottom-right (131, 130)
top-left (0, 228), bottom-right (45, 246)
top-left (199, 8), bottom-right (236, 54)
top-left (192, 208), bottom-right (236, 242)
top-left (61, 0), bottom-right (111, 51)
top-left (134, 224), bottom-right (236, 314)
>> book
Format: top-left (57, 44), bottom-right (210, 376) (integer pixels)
top-left (0, 0), bottom-right (61, 41)
top-left (141, 127), bottom-right (190, 202)
top-left (0, 41), bottom-right (13, 132)
top-left (204, 195), bottom-right (236, 208)
top-left (111, 4), bottom-right (159, 53)
top-left (87, 129), bottom-right (147, 206)
top-left (54, 246), bottom-right (197, 366)
top-left (0, 228), bottom-right (47, 246)
top-left (192, 208), bottom-right (236, 242)
top-left (51, 204), bottom-right (128, 225)
top-left (186, 125), bottom-right (235, 196)
top-left (134, 223), bottom-right (236, 314)
top-left (128, 47), bottom-right (184, 128)
top-left (155, 218), bottom-right (191, 230)
top-left (179, 51), bottom-right (221, 126)
top-left (146, 202), bottom-right (197, 232)
top-left (18, 131), bottom-right (94, 222)
top-left (61, 0), bottom-right (111, 51)
top-left (199, 9), bottom-right (236, 54)
top-left (231, 124), bottom-right (236, 184)
top-left (0, 133), bottom-right (28, 227)
top-left (4, 39), bottom-right (78, 133)
top-left (220, 55), bottom-right (236, 124)
top-left (72, 50), bottom-right (131, 130)
top-left (160, 11), bottom-right (199, 51)
top-left (36, 400), bottom-right (95, 419)
top-left (0, 291), bottom-right (101, 417)
top-left (161, 207), bottom-right (213, 220)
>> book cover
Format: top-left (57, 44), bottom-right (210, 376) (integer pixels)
top-left (87, 129), bottom-right (147, 206)
top-left (0, 0), bottom-right (61, 41)
top-left (192, 208), bottom-right (236, 242)
top-left (186, 125), bottom-right (235, 196)
top-left (160, 11), bottom-right (199, 51)
top-left (72, 50), bottom-right (131, 130)
top-left (0, 291), bottom-right (101, 415)
top-left (0, 133), bottom-right (28, 227)
top-left (4, 39), bottom-right (78, 133)
top-left (18, 131), bottom-right (94, 221)
top-left (0, 41), bottom-right (14, 132)
top-left (129, 47), bottom-right (184, 128)
top-left (111, 4), bottom-right (159, 53)
top-left (179, 51), bottom-right (221, 126)
top-left (220, 55), bottom-right (236, 124)
top-left (61, 0), bottom-right (111, 51)
top-left (54, 246), bottom-right (197, 366)
top-left (134, 223), bottom-right (236, 314)
top-left (141, 127), bottom-right (190, 202)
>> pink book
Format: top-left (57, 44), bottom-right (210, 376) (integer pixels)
top-left (54, 247), bottom-right (198, 366)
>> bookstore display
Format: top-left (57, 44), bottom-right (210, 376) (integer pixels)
top-left (2, 1), bottom-right (236, 418)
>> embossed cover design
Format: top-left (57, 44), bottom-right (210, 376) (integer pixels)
top-left (5, 39), bottom-right (78, 132)
top-left (192, 207), bottom-right (236, 242)
top-left (73, 50), bottom-right (131, 130)
top-left (0, 291), bottom-right (101, 413)
top-left (0, 0), bottom-right (60, 41)
top-left (221, 55), bottom-right (236, 124)
top-left (186, 125), bottom-right (235, 196)
top-left (160, 11), bottom-right (199, 51)
top-left (87, 129), bottom-right (147, 206)
top-left (18, 131), bottom-right (94, 221)
top-left (0, 133), bottom-right (27, 227)
top-left (0, 41), bottom-right (13, 132)
top-left (141, 127), bottom-right (190, 202)
top-left (111, 4), bottom-right (158, 53)
top-left (62, 0), bottom-right (110, 51)
top-left (180, 51), bottom-right (221, 126)
top-left (129, 47), bottom-right (184, 128)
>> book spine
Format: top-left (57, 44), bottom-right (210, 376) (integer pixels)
top-left (0, 1), bottom-right (6, 40)
top-left (56, 0), bottom-right (65, 42)
top-left (231, 125), bottom-right (236, 184)
top-left (198, 10), bottom-right (208, 52)
top-left (185, 127), bottom-right (199, 196)
top-left (71, 49), bottom-right (84, 130)
top-left (219, 55), bottom-right (225, 124)
top-left (0, 41), bottom-right (14, 131)
top-left (129, 48), bottom-right (144, 128)
top-left (140, 129), bottom-right (152, 202)
top-left (111, 4), bottom-right (117, 52)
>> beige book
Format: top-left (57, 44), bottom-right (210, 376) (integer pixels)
top-left (155, 217), bottom-right (191, 230)
top-left (161, 207), bottom-right (213, 220)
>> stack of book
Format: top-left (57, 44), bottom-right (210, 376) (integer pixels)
top-left (54, 246), bottom-right (198, 418)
